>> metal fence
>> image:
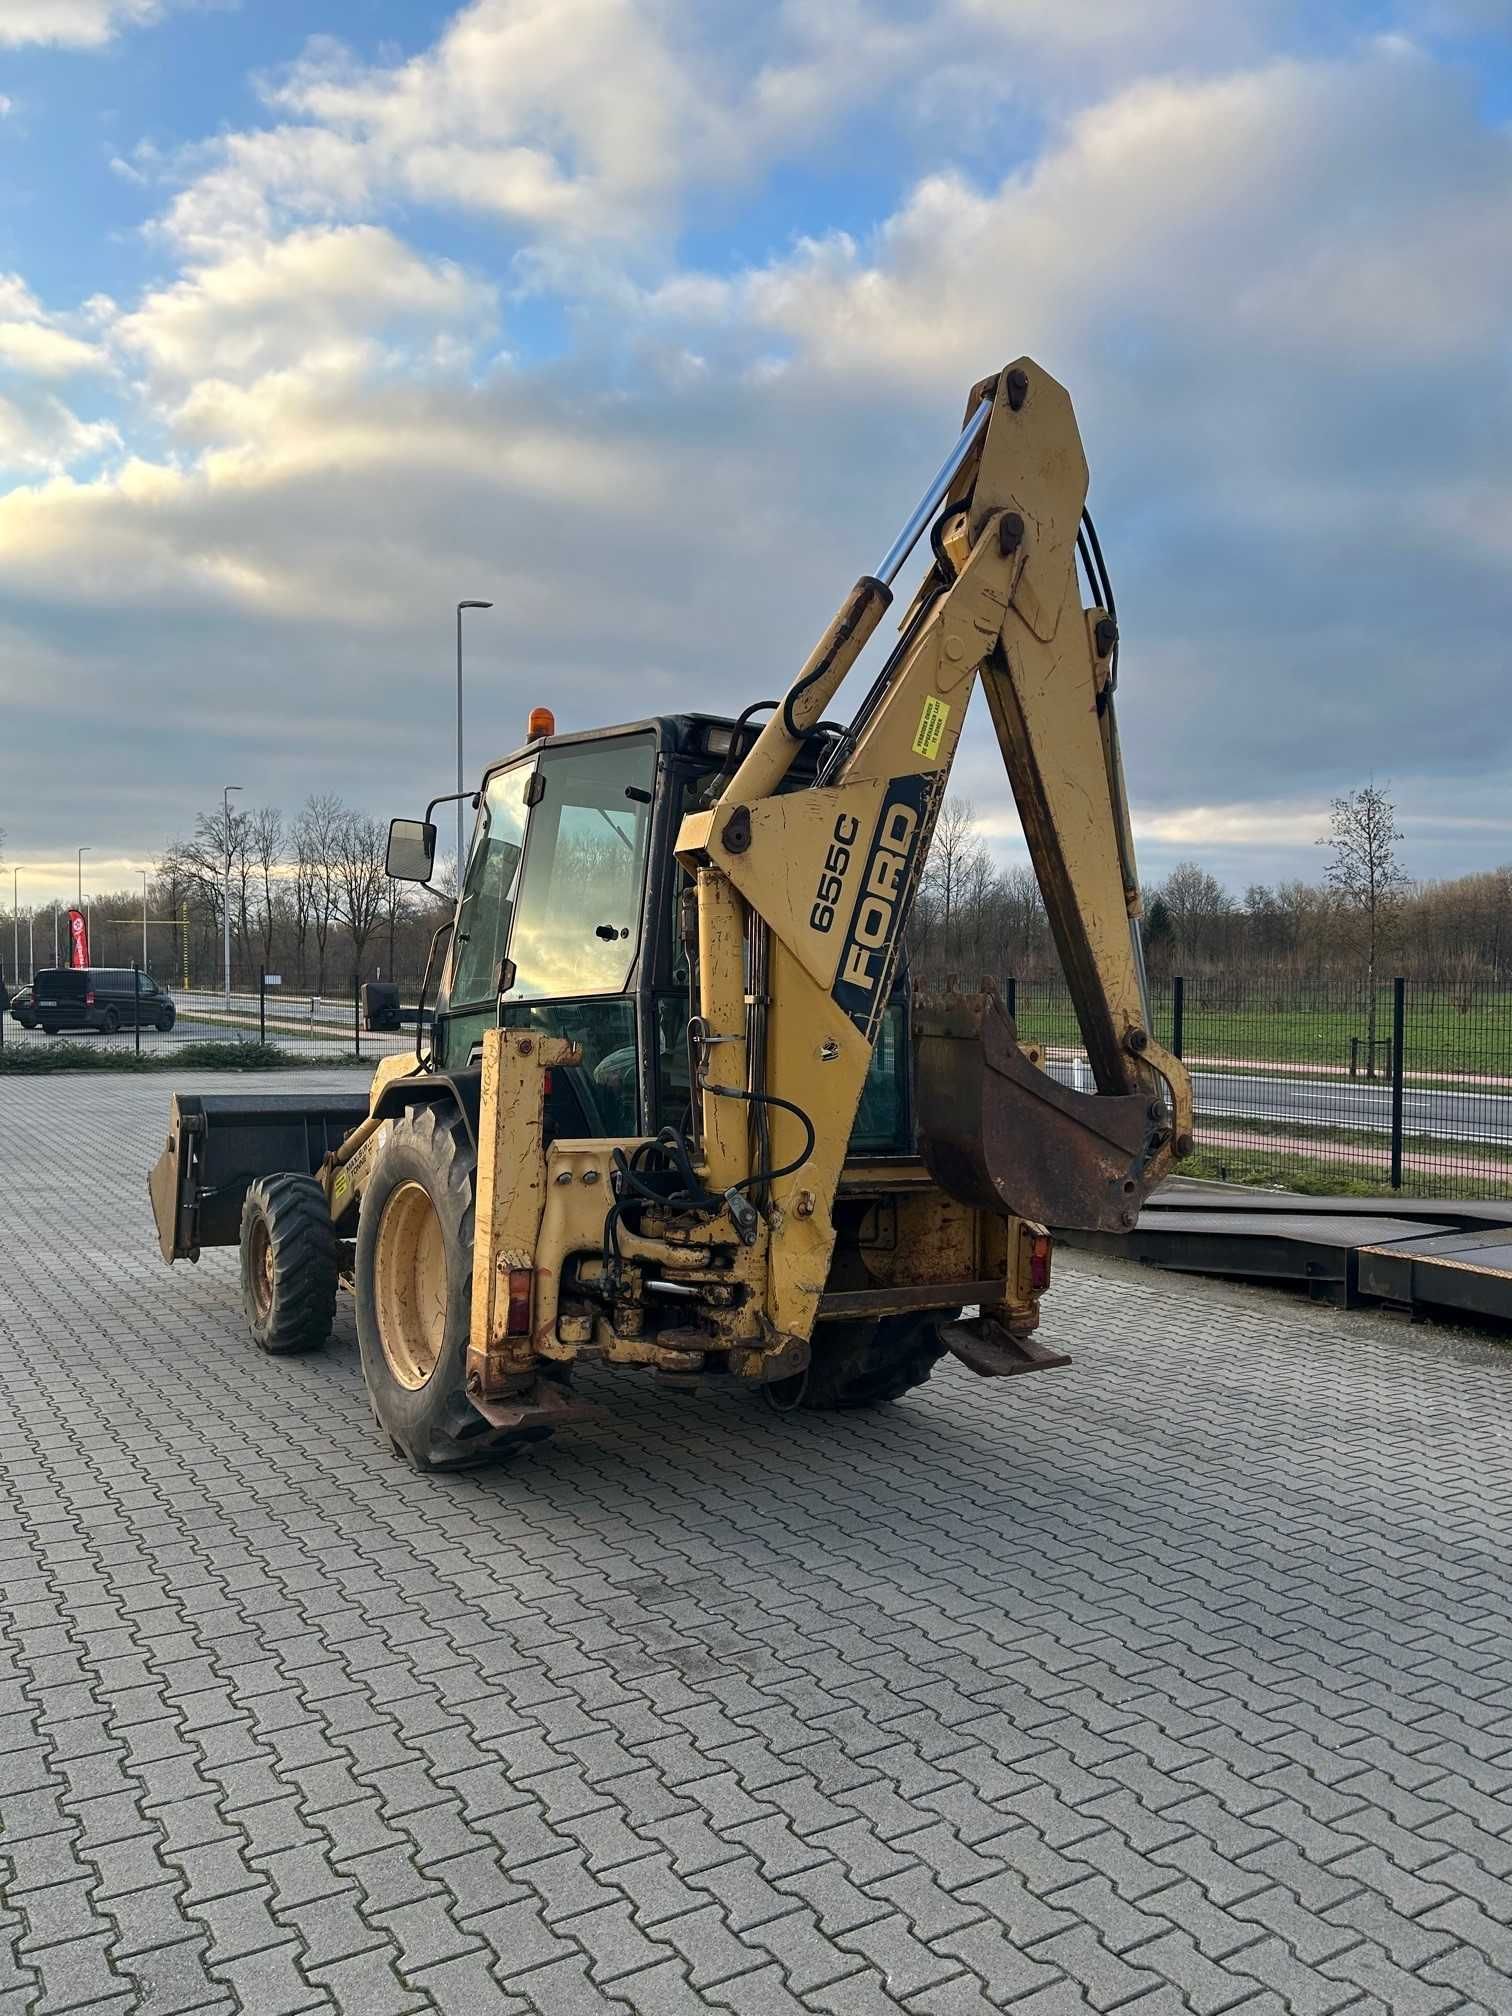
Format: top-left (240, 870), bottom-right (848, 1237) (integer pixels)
top-left (1009, 972), bottom-right (1512, 1201)
top-left (7, 961), bottom-right (1512, 1202)
top-left (0, 968), bottom-right (420, 1066)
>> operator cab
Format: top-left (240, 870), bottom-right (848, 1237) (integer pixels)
top-left (401, 711), bottom-right (912, 1158)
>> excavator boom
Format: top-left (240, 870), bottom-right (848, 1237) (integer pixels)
top-left (678, 358), bottom-right (1193, 1347)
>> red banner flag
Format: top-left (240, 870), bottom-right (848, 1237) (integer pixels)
top-left (67, 908), bottom-right (89, 969)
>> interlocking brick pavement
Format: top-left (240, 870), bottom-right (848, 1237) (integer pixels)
top-left (2, 1068), bottom-right (1511, 2014)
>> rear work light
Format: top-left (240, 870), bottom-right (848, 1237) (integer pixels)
top-left (505, 1268), bottom-right (533, 1335)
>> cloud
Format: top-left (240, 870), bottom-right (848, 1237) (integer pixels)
top-left (0, 275), bottom-right (115, 471)
top-left (154, 1), bottom-right (712, 254)
top-left (0, 0), bottom-right (162, 48)
top-left (2, 14), bottom-right (1511, 888)
top-left (0, 320), bottom-right (107, 377)
top-left (0, 391), bottom-right (119, 474)
top-left (150, 0), bottom-right (1304, 261)
top-left (116, 224), bottom-right (496, 387)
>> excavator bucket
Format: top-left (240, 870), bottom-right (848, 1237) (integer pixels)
top-left (914, 987), bottom-right (1165, 1234)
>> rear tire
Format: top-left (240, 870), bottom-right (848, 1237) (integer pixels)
top-left (778, 1312), bottom-right (950, 1411)
top-left (100, 1006), bottom-right (119, 1035)
top-left (40, 1023), bottom-right (58, 1036)
top-left (354, 1104), bottom-right (553, 1472)
top-left (240, 1174), bottom-right (339, 1353)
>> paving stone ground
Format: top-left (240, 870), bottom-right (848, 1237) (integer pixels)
top-left (3, 1069), bottom-right (1512, 2015)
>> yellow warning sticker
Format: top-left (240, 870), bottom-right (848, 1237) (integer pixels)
top-left (912, 694), bottom-right (950, 761)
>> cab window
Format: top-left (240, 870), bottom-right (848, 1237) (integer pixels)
top-left (448, 762), bottom-right (531, 1009)
top-left (505, 735), bottom-right (657, 1000)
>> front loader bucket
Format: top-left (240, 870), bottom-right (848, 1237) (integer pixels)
top-left (914, 988), bottom-right (1164, 1234)
top-left (149, 1091), bottom-right (369, 1263)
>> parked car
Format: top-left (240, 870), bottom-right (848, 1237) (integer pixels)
top-left (26, 967), bottom-right (177, 1035)
top-left (8, 982), bottom-right (37, 1028)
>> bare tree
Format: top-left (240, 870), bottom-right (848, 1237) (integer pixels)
top-left (295, 794), bottom-right (344, 995)
top-left (1319, 782), bottom-right (1407, 1075)
top-left (1158, 861), bottom-right (1231, 967)
top-left (379, 874), bottom-right (415, 980)
top-left (248, 806), bottom-right (284, 971)
top-left (335, 812), bottom-right (387, 981)
top-left (291, 822), bottom-right (315, 988)
top-left (998, 863), bottom-right (1045, 971)
top-left (926, 797), bottom-right (985, 965)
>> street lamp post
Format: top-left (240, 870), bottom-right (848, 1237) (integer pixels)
top-left (456, 600), bottom-right (493, 886)
top-left (11, 868), bottom-right (17, 988)
top-left (140, 870), bottom-right (149, 971)
top-left (223, 785), bottom-right (242, 1009)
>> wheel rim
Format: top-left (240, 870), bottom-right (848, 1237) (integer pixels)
top-left (248, 1215), bottom-right (274, 1321)
top-left (373, 1180), bottom-right (448, 1390)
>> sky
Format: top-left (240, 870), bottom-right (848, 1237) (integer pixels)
top-left (1, 0), bottom-right (1511, 912)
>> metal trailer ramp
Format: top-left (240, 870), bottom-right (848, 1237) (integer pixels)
top-left (1063, 1181), bottom-right (1512, 1324)
top-left (1357, 1227), bottom-right (1512, 1324)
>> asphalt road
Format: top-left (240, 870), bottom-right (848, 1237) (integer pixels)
top-left (1045, 1057), bottom-right (1512, 1147)
top-left (1191, 1067), bottom-right (1512, 1146)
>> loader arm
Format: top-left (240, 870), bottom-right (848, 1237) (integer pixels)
top-left (677, 358), bottom-right (1193, 1349)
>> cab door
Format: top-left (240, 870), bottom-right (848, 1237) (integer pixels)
top-left (496, 732), bottom-right (659, 1140)
top-left (433, 758), bottom-right (533, 1071)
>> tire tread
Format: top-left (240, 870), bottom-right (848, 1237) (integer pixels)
top-left (240, 1173), bottom-right (339, 1353)
top-left (356, 1104), bottom-right (546, 1473)
top-left (799, 1313), bottom-right (949, 1410)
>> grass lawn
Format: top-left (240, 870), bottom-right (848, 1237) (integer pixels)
top-left (1184, 1113), bottom-right (1512, 1202)
top-left (1010, 984), bottom-right (1512, 1081)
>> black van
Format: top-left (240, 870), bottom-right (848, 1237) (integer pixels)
top-left (25, 968), bottom-right (177, 1035)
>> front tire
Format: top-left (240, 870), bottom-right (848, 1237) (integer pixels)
top-left (158, 1005), bottom-right (176, 1031)
top-left (778, 1312), bottom-right (950, 1411)
top-left (240, 1174), bottom-right (339, 1352)
top-left (355, 1105), bottom-right (552, 1472)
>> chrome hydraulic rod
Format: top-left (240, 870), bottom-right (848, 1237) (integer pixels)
top-left (874, 397), bottom-right (991, 587)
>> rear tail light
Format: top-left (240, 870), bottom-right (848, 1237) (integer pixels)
top-left (85, 990), bottom-right (96, 1006)
top-left (1029, 1234), bottom-right (1052, 1292)
top-left (505, 1268), bottom-right (533, 1335)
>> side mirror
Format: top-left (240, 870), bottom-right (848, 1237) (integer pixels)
top-left (386, 817), bottom-right (437, 883)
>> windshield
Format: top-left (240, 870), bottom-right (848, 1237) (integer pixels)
top-left (506, 735), bottom-right (657, 999)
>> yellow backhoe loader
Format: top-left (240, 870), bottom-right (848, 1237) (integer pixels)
top-left (149, 359), bottom-right (1192, 1470)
